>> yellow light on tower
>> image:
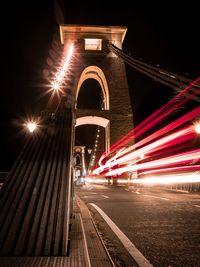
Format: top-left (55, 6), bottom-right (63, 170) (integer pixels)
top-left (55, 75), bottom-right (63, 82)
top-left (52, 81), bottom-right (60, 91)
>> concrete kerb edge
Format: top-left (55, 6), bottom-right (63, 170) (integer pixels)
top-left (75, 194), bottom-right (115, 267)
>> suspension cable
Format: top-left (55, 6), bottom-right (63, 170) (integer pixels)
top-left (108, 44), bottom-right (200, 102)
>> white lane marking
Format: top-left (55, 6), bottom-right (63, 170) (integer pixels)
top-left (90, 203), bottom-right (153, 267)
top-left (143, 194), bottom-right (169, 201)
top-left (82, 195), bottom-right (103, 199)
top-left (102, 195), bottom-right (109, 198)
top-left (83, 195), bottom-right (97, 199)
top-left (86, 186), bottom-right (93, 190)
top-left (131, 191), bottom-right (141, 194)
top-left (79, 214), bottom-right (91, 267)
top-left (125, 189), bottom-right (130, 191)
top-left (194, 205), bottom-right (200, 208)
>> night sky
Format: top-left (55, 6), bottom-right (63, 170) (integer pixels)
top-left (1, 1), bottom-right (199, 171)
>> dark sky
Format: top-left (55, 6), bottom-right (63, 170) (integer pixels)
top-left (1, 1), bottom-right (199, 171)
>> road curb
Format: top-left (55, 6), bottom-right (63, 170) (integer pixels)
top-left (75, 194), bottom-right (114, 267)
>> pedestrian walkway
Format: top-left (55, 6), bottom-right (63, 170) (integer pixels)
top-left (0, 195), bottom-right (114, 267)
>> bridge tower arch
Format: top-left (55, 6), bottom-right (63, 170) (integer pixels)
top-left (76, 116), bottom-right (110, 155)
top-left (76, 65), bottom-right (109, 110)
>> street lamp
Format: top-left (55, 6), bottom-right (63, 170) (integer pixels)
top-left (26, 121), bottom-right (38, 133)
top-left (50, 43), bottom-right (74, 95)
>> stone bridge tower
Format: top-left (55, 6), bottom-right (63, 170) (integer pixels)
top-left (60, 25), bottom-right (133, 154)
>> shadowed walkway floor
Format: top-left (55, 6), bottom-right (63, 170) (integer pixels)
top-left (0, 195), bottom-right (114, 267)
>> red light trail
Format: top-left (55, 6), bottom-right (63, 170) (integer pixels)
top-left (139, 165), bottom-right (200, 176)
top-left (109, 77), bottom-right (200, 155)
top-left (93, 77), bottom-right (200, 184)
top-left (104, 149), bottom-right (200, 176)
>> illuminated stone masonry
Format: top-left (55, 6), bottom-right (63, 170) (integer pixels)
top-left (60, 25), bottom-right (134, 152)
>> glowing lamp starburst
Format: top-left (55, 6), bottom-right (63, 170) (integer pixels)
top-left (52, 82), bottom-right (60, 91)
top-left (27, 122), bottom-right (37, 133)
top-left (48, 43), bottom-right (74, 98)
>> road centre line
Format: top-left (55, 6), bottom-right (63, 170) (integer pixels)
top-left (102, 195), bottom-right (109, 198)
top-left (194, 205), bottom-right (200, 208)
top-left (90, 203), bottom-right (153, 267)
top-left (143, 194), bottom-right (169, 201)
top-left (131, 191), bottom-right (141, 194)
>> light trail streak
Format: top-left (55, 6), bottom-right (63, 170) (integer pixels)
top-left (102, 107), bottom-right (200, 168)
top-left (130, 173), bottom-right (200, 185)
top-left (85, 172), bottom-right (200, 186)
top-left (98, 77), bottom-right (200, 167)
top-left (113, 77), bottom-right (200, 148)
top-left (139, 165), bottom-right (200, 176)
top-left (95, 76), bottom-right (200, 180)
top-left (94, 124), bottom-right (196, 175)
top-left (142, 130), bottom-right (194, 157)
top-left (104, 149), bottom-right (200, 176)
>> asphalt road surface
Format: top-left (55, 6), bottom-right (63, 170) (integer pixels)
top-left (75, 184), bottom-right (200, 267)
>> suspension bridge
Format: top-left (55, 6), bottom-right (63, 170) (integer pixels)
top-left (0, 24), bottom-right (199, 267)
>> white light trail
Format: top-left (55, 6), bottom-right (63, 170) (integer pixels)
top-left (130, 173), bottom-right (200, 185)
top-left (93, 125), bottom-right (195, 175)
top-left (139, 165), bottom-right (200, 176)
top-left (95, 107), bottom-right (200, 175)
top-left (104, 149), bottom-right (200, 176)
